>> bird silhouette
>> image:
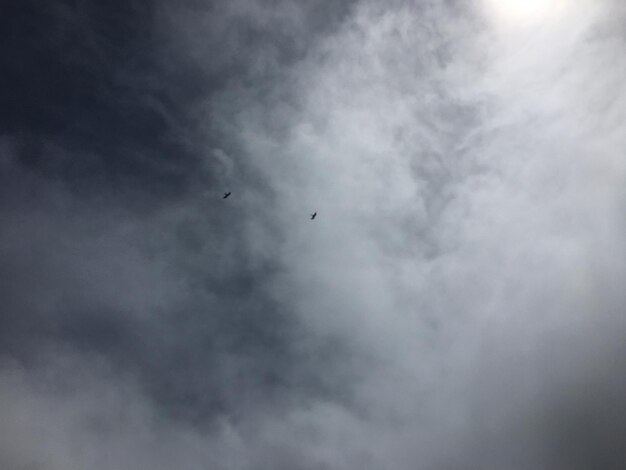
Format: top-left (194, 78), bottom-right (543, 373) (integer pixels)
top-left (223, 192), bottom-right (231, 199)
top-left (310, 212), bottom-right (317, 220)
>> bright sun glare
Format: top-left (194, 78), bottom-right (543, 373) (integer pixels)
top-left (484, 0), bottom-right (569, 26)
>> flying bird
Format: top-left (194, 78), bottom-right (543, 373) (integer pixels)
top-left (310, 212), bottom-right (317, 220)
top-left (223, 192), bottom-right (231, 199)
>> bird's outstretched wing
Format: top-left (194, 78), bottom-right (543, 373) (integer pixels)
top-left (223, 192), bottom-right (231, 199)
top-left (310, 212), bottom-right (317, 220)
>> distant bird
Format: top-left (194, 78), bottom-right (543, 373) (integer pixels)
top-left (310, 212), bottom-right (317, 220)
top-left (223, 192), bottom-right (231, 199)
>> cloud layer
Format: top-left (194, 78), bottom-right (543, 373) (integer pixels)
top-left (1, 0), bottom-right (625, 469)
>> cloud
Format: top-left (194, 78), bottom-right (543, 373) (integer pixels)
top-left (1, 0), bottom-right (625, 469)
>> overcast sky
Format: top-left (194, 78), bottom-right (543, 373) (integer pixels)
top-left (1, 1), bottom-right (625, 469)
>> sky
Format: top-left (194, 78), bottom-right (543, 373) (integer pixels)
top-left (1, 0), bottom-right (625, 468)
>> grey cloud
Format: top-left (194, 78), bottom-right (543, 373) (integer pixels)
top-left (2, 0), bottom-right (626, 469)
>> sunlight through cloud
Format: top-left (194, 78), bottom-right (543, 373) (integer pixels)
top-left (482, 0), bottom-right (571, 28)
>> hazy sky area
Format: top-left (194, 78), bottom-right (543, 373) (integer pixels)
top-left (1, 1), bottom-right (625, 468)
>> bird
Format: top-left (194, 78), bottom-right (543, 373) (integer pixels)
top-left (223, 192), bottom-right (231, 199)
top-left (310, 212), bottom-right (317, 220)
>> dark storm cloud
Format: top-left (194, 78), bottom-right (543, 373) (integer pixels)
top-left (2, 0), bottom-right (626, 469)
top-left (0, 0), bottom-right (357, 198)
top-left (1, 1), bottom-right (200, 197)
top-left (0, 0), bottom-right (357, 424)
